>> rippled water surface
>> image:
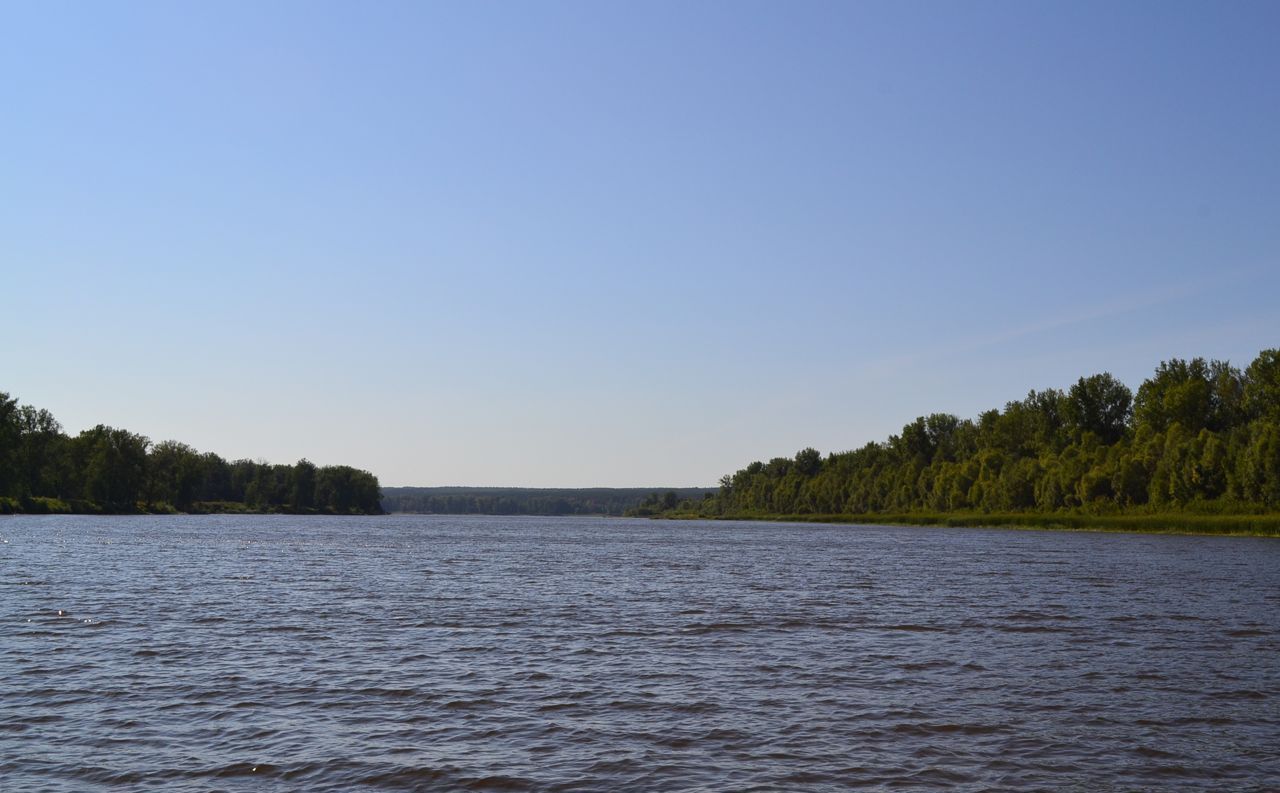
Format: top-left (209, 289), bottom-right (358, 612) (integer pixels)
top-left (2, 515), bottom-right (1278, 791)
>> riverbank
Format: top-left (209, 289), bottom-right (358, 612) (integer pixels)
top-left (655, 510), bottom-right (1280, 537)
top-left (0, 496), bottom-right (383, 516)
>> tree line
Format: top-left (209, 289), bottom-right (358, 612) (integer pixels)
top-left (0, 392), bottom-right (382, 514)
top-left (382, 486), bottom-right (714, 516)
top-left (677, 349), bottom-right (1280, 518)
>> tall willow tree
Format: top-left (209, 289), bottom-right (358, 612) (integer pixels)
top-left (702, 349), bottom-right (1280, 517)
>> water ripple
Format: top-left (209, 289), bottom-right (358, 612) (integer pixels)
top-left (1, 514), bottom-right (1278, 790)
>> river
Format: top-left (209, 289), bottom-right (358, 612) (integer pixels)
top-left (2, 514), bottom-right (1277, 790)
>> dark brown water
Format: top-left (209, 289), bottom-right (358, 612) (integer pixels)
top-left (2, 515), bottom-right (1278, 791)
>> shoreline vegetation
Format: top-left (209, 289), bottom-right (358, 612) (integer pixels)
top-left (7, 347), bottom-right (1280, 535)
top-left (653, 510), bottom-right (1280, 537)
top-left (628, 348), bottom-right (1280, 538)
top-left (0, 392), bottom-right (383, 516)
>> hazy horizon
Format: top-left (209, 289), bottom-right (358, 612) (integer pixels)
top-left (5, 1), bottom-right (1279, 487)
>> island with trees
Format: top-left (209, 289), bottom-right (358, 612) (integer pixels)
top-left (632, 349), bottom-right (1280, 535)
top-left (0, 394), bottom-right (382, 515)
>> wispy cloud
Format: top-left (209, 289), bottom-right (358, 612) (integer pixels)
top-left (856, 280), bottom-right (1204, 381)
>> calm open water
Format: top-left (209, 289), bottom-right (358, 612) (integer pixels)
top-left (1, 515), bottom-right (1278, 791)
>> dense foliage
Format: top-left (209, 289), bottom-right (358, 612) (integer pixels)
top-left (0, 393), bottom-right (382, 514)
top-left (688, 349), bottom-right (1280, 518)
top-left (382, 487), bottom-right (713, 516)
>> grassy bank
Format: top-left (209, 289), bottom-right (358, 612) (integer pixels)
top-left (0, 496), bottom-right (78, 515)
top-left (657, 510), bottom-right (1280, 537)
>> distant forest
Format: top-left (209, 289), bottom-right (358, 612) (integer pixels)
top-left (0, 392), bottom-right (382, 515)
top-left (650, 349), bottom-right (1280, 520)
top-left (381, 487), bottom-right (714, 516)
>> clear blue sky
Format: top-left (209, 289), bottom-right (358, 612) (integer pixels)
top-left (3, 1), bottom-right (1278, 487)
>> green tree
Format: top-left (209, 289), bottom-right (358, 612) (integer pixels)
top-left (78, 426), bottom-right (150, 510)
top-left (148, 440), bottom-right (203, 509)
top-left (316, 465), bottom-right (382, 514)
top-left (0, 392), bottom-right (19, 497)
top-left (1066, 373), bottom-right (1132, 444)
top-left (1245, 349), bottom-right (1280, 422)
top-left (1137, 359), bottom-right (1200, 432)
top-left (794, 447), bottom-right (822, 476)
top-left (16, 406), bottom-right (65, 498)
top-left (291, 459), bottom-right (318, 510)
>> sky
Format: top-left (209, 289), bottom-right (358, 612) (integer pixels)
top-left (3, 1), bottom-right (1278, 487)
